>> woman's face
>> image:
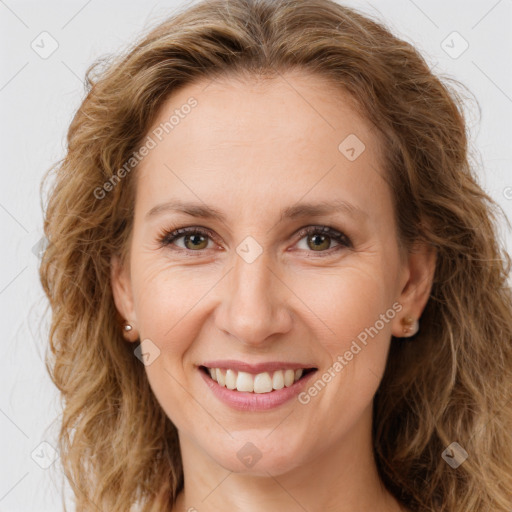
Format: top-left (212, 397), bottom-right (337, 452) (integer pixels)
top-left (112, 71), bottom-right (432, 476)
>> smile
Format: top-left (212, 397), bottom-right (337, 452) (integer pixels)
top-left (202, 366), bottom-right (316, 394)
top-left (198, 360), bottom-right (318, 411)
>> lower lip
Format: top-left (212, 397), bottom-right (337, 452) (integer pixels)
top-left (199, 367), bottom-right (317, 411)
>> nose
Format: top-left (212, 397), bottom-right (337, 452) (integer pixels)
top-left (214, 248), bottom-right (293, 347)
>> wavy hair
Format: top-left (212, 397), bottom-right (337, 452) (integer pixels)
top-left (38, 0), bottom-right (512, 510)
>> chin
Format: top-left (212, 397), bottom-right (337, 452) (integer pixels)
top-left (204, 434), bottom-right (307, 476)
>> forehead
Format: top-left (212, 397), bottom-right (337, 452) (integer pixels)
top-left (134, 71), bottom-right (389, 218)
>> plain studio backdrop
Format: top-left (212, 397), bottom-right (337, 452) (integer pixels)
top-left (0, 0), bottom-right (510, 510)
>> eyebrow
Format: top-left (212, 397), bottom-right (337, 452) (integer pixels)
top-left (145, 198), bottom-right (367, 223)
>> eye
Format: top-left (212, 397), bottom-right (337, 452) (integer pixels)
top-left (294, 225), bottom-right (352, 255)
top-left (156, 224), bottom-right (352, 256)
top-left (157, 226), bottom-right (216, 252)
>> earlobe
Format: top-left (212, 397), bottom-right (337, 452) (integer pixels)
top-left (392, 242), bottom-right (437, 338)
top-left (110, 254), bottom-right (139, 342)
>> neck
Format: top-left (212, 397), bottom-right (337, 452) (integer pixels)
top-left (172, 404), bottom-right (403, 512)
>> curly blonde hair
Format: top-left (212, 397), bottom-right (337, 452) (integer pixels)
top-left (38, 0), bottom-right (512, 510)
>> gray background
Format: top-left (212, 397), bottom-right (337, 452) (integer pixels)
top-left (0, 0), bottom-right (511, 510)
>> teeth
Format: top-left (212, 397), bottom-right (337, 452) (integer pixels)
top-left (284, 369), bottom-right (295, 387)
top-left (216, 368), bottom-right (225, 387)
top-left (253, 372), bottom-right (272, 393)
top-left (236, 371), bottom-right (254, 392)
top-left (272, 370), bottom-right (284, 390)
top-left (206, 367), bottom-right (308, 393)
top-left (225, 369), bottom-right (237, 390)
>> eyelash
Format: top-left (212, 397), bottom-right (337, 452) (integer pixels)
top-left (156, 225), bottom-right (353, 257)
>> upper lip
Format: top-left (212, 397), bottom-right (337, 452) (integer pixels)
top-left (201, 360), bottom-right (317, 374)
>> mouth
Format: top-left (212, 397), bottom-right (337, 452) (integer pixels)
top-left (199, 365), bottom-right (317, 394)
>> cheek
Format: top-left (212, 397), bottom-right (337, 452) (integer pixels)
top-left (264, 266), bottom-right (398, 459)
top-left (130, 261), bottom-right (222, 422)
top-left (132, 257), bottom-right (210, 343)
top-left (290, 263), bottom-right (397, 410)
top-left (291, 260), bottom-right (397, 346)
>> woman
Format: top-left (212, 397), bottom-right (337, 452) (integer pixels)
top-left (39, 0), bottom-right (512, 511)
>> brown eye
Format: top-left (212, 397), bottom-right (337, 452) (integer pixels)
top-left (182, 233), bottom-right (209, 250)
top-left (306, 233), bottom-right (331, 251)
top-left (295, 225), bottom-right (352, 254)
top-left (158, 224), bottom-right (352, 256)
top-left (159, 227), bottom-right (214, 251)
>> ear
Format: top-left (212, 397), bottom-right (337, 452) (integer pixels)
top-left (111, 254), bottom-right (138, 342)
top-left (391, 242), bottom-right (437, 338)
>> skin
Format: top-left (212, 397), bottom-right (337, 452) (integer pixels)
top-left (111, 70), bottom-right (436, 512)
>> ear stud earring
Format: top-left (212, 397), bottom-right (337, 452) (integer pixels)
top-left (123, 322), bottom-right (133, 332)
top-left (401, 315), bottom-right (419, 336)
